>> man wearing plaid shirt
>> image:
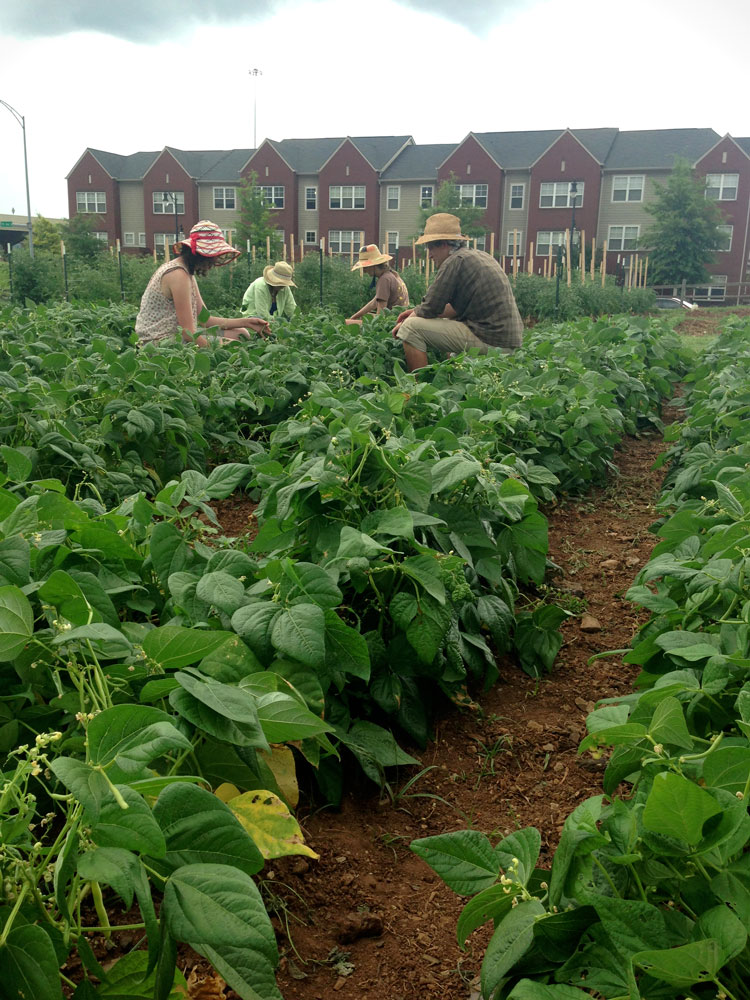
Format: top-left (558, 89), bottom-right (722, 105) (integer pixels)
top-left (392, 213), bottom-right (523, 371)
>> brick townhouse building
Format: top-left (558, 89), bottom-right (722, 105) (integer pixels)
top-left (66, 125), bottom-right (750, 299)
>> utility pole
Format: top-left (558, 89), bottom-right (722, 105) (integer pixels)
top-left (249, 68), bottom-right (262, 149)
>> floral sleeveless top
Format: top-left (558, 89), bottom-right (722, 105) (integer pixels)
top-left (135, 260), bottom-right (200, 344)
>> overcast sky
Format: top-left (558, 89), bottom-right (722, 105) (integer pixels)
top-left (1, 0), bottom-right (747, 219)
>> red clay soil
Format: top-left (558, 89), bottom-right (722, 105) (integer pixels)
top-left (163, 424), bottom-right (670, 1000)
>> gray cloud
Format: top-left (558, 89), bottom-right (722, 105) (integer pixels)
top-left (3, 0), bottom-right (516, 41)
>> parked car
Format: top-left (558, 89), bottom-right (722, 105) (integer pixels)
top-left (653, 296), bottom-right (699, 311)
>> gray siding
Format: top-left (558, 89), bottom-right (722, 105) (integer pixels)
top-left (199, 183), bottom-right (240, 229)
top-left (120, 182), bottom-right (146, 244)
top-left (597, 170), bottom-right (670, 247)
top-left (379, 181), bottom-right (423, 252)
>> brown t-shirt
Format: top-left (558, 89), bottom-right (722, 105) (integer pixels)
top-left (375, 270), bottom-right (409, 310)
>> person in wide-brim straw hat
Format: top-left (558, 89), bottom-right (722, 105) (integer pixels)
top-left (241, 260), bottom-right (298, 323)
top-left (346, 244), bottom-right (409, 326)
top-left (390, 212), bottom-right (524, 371)
top-left (135, 220), bottom-right (270, 348)
top-left (414, 213), bottom-right (471, 244)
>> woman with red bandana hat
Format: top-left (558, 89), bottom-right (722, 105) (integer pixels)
top-left (136, 220), bottom-right (270, 347)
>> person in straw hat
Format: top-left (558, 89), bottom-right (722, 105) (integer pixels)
top-left (241, 260), bottom-right (298, 323)
top-left (346, 244), bottom-right (409, 325)
top-left (136, 220), bottom-right (270, 347)
top-left (391, 213), bottom-right (523, 371)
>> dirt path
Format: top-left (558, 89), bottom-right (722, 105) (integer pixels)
top-left (207, 426), bottom-right (666, 1000)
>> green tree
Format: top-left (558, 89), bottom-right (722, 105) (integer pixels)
top-left (32, 214), bottom-right (63, 254)
top-left (642, 159), bottom-right (725, 285)
top-left (415, 172), bottom-right (489, 241)
top-left (62, 214), bottom-right (104, 260)
top-left (235, 171), bottom-right (279, 258)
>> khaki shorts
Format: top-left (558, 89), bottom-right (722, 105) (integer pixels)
top-left (396, 315), bottom-right (513, 356)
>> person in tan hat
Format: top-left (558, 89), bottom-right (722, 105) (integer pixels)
top-left (346, 244), bottom-right (409, 325)
top-left (241, 261), bottom-right (298, 322)
top-left (391, 213), bottom-right (523, 371)
top-left (136, 220), bottom-right (270, 347)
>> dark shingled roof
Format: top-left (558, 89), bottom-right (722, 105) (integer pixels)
top-left (351, 135), bottom-right (412, 169)
top-left (472, 129), bottom-right (617, 169)
top-left (261, 135), bottom-right (412, 173)
top-left (381, 143), bottom-right (456, 179)
top-left (267, 138), bottom-right (343, 173)
top-left (87, 148), bottom-right (159, 179)
top-left (198, 149), bottom-right (254, 180)
top-left (734, 137), bottom-right (750, 158)
top-left (571, 128), bottom-right (619, 163)
top-left (604, 129), bottom-right (720, 169)
top-left (165, 148), bottom-right (238, 178)
top-left (472, 131), bottom-right (561, 168)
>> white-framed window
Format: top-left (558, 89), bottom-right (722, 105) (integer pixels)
top-left (509, 184), bottom-right (525, 210)
top-left (220, 229), bottom-right (232, 244)
top-left (694, 275), bottom-right (727, 301)
top-left (612, 175), bottom-right (644, 202)
top-left (506, 230), bottom-right (524, 254)
top-left (540, 181), bottom-right (583, 208)
top-left (607, 224), bottom-right (640, 251)
top-left (274, 229), bottom-right (285, 244)
top-left (154, 233), bottom-right (176, 250)
top-left (387, 186), bottom-right (400, 211)
top-left (420, 185), bottom-right (434, 208)
top-left (473, 235), bottom-right (487, 251)
top-left (213, 187), bottom-right (236, 210)
top-left (455, 183), bottom-right (488, 208)
top-left (329, 185), bottom-right (366, 210)
top-left (304, 230), bottom-right (317, 244)
top-left (328, 229), bottom-right (363, 254)
top-left (93, 232), bottom-right (108, 244)
top-left (386, 231), bottom-right (399, 255)
top-left (305, 187), bottom-right (317, 211)
top-left (705, 174), bottom-right (738, 201)
top-left (536, 231), bottom-right (566, 256)
top-left (153, 191), bottom-right (185, 215)
top-left (138, 233), bottom-right (146, 247)
top-left (76, 191), bottom-right (106, 214)
top-left (717, 225), bottom-right (733, 252)
top-left (123, 232), bottom-right (135, 246)
top-left (255, 185), bottom-right (285, 208)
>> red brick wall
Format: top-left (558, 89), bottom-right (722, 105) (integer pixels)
top-left (241, 143), bottom-right (298, 244)
top-left (142, 151), bottom-right (198, 249)
top-left (439, 136), bottom-right (503, 248)
top-left (318, 140), bottom-right (379, 252)
top-left (695, 138), bottom-right (750, 286)
top-left (527, 133), bottom-right (601, 272)
top-left (67, 151), bottom-right (120, 245)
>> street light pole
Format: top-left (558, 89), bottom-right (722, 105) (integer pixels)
top-left (249, 68), bottom-right (262, 149)
top-left (569, 181), bottom-right (578, 270)
top-left (0, 99), bottom-right (33, 258)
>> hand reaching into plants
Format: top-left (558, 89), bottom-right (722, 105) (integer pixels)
top-left (244, 316), bottom-right (272, 338)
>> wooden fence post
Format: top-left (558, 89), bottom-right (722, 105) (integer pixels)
top-left (580, 230), bottom-right (586, 284)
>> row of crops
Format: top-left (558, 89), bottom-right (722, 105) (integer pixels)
top-left (0, 301), bottom-right (698, 998)
top-left (413, 317), bottom-right (750, 999)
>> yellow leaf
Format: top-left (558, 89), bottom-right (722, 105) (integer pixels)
top-left (264, 746), bottom-right (299, 809)
top-left (214, 782), bottom-right (241, 803)
top-left (229, 790), bottom-right (319, 860)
